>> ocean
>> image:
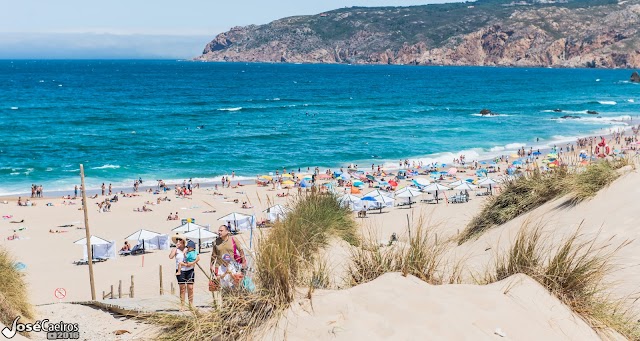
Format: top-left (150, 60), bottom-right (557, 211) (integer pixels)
top-left (0, 60), bottom-right (637, 195)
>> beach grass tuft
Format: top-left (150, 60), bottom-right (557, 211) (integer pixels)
top-left (0, 247), bottom-right (34, 335)
top-left (348, 218), bottom-right (458, 286)
top-left (460, 159), bottom-right (630, 244)
top-left (487, 224), bottom-right (639, 339)
top-left (151, 192), bottom-right (358, 340)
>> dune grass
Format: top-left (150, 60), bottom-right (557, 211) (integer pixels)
top-left (0, 247), bottom-right (33, 334)
top-left (487, 224), bottom-right (639, 340)
top-left (460, 159), bottom-right (629, 244)
top-left (151, 192), bottom-right (358, 341)
top-left (348, 217), bottom-right (461, 286)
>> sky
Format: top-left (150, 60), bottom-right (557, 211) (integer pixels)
top-left (0, 0), bottom-right (463, 59)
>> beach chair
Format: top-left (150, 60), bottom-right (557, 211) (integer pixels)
top-left (130, 244), bottom-right (145, 256)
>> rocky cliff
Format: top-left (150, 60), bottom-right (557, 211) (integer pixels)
top-left (197, 0), bottom-right (640, 68)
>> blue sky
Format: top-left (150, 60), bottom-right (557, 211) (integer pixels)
top-left (0, 0), bottom-right (462, 58)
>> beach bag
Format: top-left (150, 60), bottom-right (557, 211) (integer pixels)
top-left (208, 278), bottom-right (219, 292)
top-left (242, 276), bottom-right (256, 292)
top-left (231, 237), bottom-right (243, 264)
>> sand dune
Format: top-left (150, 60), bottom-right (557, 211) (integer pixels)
top-left (266, 272), bottom-right (621, 340)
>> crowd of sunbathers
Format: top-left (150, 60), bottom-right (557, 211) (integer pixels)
top-left (166, 212), bottom-right (180, 220)
top-left (16, 197), bottom-right (36, 206)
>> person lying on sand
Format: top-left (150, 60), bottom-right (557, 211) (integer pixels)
top-left (134, 205), bottom-right (153, 212)
top-left (49, 229), bottom-right (68, 233)
top-left (90, 194), bottom-right (98, 199)
top-left (241, 202), bottom-right (253, 209)
top-left (10, 219), bottom-right (24, 223)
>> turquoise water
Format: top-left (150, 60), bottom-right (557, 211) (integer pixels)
top-left (0, 60), bottom-right (637, 195)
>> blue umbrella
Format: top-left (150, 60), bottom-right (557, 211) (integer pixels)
top-left (361, 196), bottom-right (377, 202)
top-left (480, 161), bottom-right (487, 165)
top-left (513, 160), bottom-right (523, 165)
top-left (533, 151), bottom-right (542, 156)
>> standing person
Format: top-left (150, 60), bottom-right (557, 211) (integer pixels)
top-left (211, 225), bottom-right (246, 290)
top-left (108, 183), bottom-right (112, 196)
top-left (169, 234), bottom-right (199, 310)
top-left (74, 185), bottom-right (78, 198)
top-left (101, 183), bottom-right (105, 196)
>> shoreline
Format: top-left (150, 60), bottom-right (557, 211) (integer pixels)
top-left (2, 120), bottom-right (637, 200)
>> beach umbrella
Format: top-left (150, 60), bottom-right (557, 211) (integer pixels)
top-left (394, 187), bottom-right (421, 208)
top-left (448, 180), bottom-right (464, 187)
top-left (412, 178), bottom-right (430, 187)
top-left (423, 183), bottom-right (450, 204)
top-left (388, 180), bottom-right (398, 187)
top-left (338, 194), bottom-right (363, 211)
top-left (317, 174), bottom-right (331, 180)
top-left (218, 212), bottom-right (254, 232)
top-left (362, 190), bottom-right (394, 213)
top-left (366, 175), bottom-right (376, 181)
top-left (260, 175), bottom-right (272, 181)
top-left (282, 180), bottom-right (295, 186)
top-left (478, 177), bottom-right (498, 194)
top-left (512, 160), bottom-right (523, 165)
top-left (126, 229), bottom-right (161, 250)
top-left (447, 167), bottom-right (458, 175)
top-left (353, 180), bottom-right (364, 187)
top-left (281, 173), bottom-right (293, 178)
top-left (454, 183), bottom-right (476, 191)
top-left (340, 173), bottom-right (352, 181)
top-left (532, 151), bottom-right (542, 156)
top-left (378, 181), bottom-right (389, 187)
top-left (172, 222), bottom-right (208, 233)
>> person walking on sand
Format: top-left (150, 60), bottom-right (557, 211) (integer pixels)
top-left (101, 183), bottom-right (105, 196)
top-left (108, 183), bottom-right (112, 196)
top-left (74, 185), bottom-right (78, 198)
top-left (211, 225), bottom-right (246, 290)
top-left (169, 234), bottom-right (199, 310)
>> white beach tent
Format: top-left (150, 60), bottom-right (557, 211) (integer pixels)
top-left (337, 194), bottom-right (363, 211)
top-left (172, 222), bottom-right (208, 233)
top-left (448, 180), bottom-right (464, 187)
top-left (74, 235), bottom-right (116, 260)
top-left (362, 189), bottom-right (394, 212)
top-left (125, 229), bottom-right (165, 250)
top-left (218, 212), bottom-right (256, 231)
top-left (263, 204), bottom-right (288, 222)
top-left (394, 187), bottom-right (422, 208)
top-left (412, 178), bottom-right (431, 188)
top-left (184, 228), bottom-right (218, 251)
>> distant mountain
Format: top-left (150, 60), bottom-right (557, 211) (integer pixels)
top-left (197, 0), bottom-right (640, 68)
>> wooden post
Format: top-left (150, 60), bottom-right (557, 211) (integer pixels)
top-left (130, 275), bottom-right (135, 298)
top-left (102, 291), bottom-right (105, 300)
top-left (110, 285), bottom-right (114, 299)
top-left (80, 164), bottom-right (96, 301)
top-left (118, 280), bottom-right (122, 299)
top-left (171, 282), bottom-right (175, 295)
top-left (406, 214), bottom-right (411, 240)
top-left (159, 265), bottom-right (164, 295)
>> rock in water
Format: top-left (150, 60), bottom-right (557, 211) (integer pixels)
top-left (479, 109), bottom-right (498, 116)
top-left (631, 71), bottom-right (640, 83)
top-left (586, 110), bottom-right (599, 115)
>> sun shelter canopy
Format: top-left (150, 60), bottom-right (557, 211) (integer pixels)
top-left (263, 204), bottom-right (289, 221)
top-left (394, 187), bottom-right (422, 198)
top-left (338, 194), bottom-right (363, 211)
top-left (172, 222), bottom-right (208, 233)
top-left (478, 178), bottom-right (498, 187)
top-left (126, 229), bottom-right (161, 241)
top-left (184, 228), bottom-right (218, 241)
top-left (448, 180), bottom-right (464, 187)
top-left (423, 183), bottom-right (451, 192)
top-left (362, 190), bottom-right (394, 208)
top-left (74, 235), bottom-right (116, 260)
top-left (74, 235), bottom-right (111, 246)
top-left (453, 183), bottom-right (477, 191)
top-left (218, 212), bottom-right (256, 231)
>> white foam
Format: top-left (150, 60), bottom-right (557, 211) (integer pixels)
top-left (10, 107), bottom-right (18, 110)
top-left (628, 99), bottom-right (635, 103)
top-left (45, 167), bottom-right (53, 172)
top-left (471, 114), bottom-right (510, 117)
top-left (218, 107), bottom-right (242, 111)
top-left (505, 143), bottom-right (526, 149)
top-left (91, 164), bottom-right (121, 170)
top-left (598, 100), bottom-right (617, 105)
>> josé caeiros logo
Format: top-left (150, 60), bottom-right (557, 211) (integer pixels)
top-left (2, 316), bottom-right (80, 340)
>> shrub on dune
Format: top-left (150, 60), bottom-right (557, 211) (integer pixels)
top-left (0, 247), bottom-right (33, 334)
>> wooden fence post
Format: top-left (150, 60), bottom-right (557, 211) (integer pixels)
top-left (118, 280), bottom-right (122, 299)
top-left (110, 285), bottom-right (114, 299)
top-left (130, 275), bottom-right (135, 298)
top-left (159, 265), bottom-right (164, 295)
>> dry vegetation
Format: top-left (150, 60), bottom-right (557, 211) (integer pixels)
top-left (486, 224), bottom-right (640, 340)
top-left (459, 159), bottom-right (629, 244)
top-left (151, 192), bottom-right (358, 341)
top-left (0, 247), bottom-right (33, 334)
